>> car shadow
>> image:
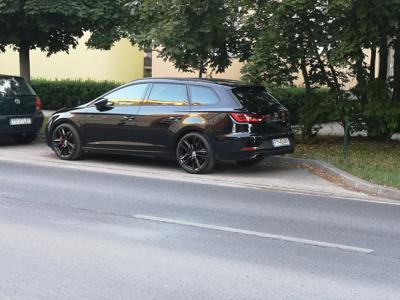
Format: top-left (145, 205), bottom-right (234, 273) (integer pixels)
top-left (0, 136), bottom-right (289, 175)
top-left (82, 152), bottom-right (288, 175)
top-left (0, 136), bottom-right (18, 146)
top-left (0, 135), bottom-right (41, 147)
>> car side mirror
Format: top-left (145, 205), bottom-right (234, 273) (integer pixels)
top-left (95, 98), bottom-right (113, 111)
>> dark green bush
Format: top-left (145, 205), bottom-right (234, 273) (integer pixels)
top-left (269, 87), bottom-right (305, 125)
top-left (270, 87), bottom-right (335, 127)
top-left (362, 80), bottom-right (400, 139)
top-left (32, 80), bottom-right (335, 131)
top-left (35, 79), bottom-right (383, 137)
top-left (31, 79), bottom-right (121, 110)
top-left (272, 84), bottom-right (400, 139)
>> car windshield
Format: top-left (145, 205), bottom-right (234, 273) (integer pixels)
top-left (0, 77), bottom-right (35, 97)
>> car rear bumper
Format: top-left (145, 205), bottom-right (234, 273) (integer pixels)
top-left (0, 112), bottom-right (44, 135)
top-left (214, 132), bottom-right (295, 161)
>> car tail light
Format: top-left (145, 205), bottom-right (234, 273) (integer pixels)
top-left (230, 113), bottom-right (266, 124)
top-left (35, 98), bottom-right (42, 112)
top-left (240, 147), bottom-right (258, 151)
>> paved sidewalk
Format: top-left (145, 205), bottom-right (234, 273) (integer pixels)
top-left (0, 137), bottom-right (389, 202)
top-left (317, 122), bottom-right (400, 140)
top-left (267, 156), bottom-right (400, 201)
top-left (42, 110), bottom-right (55, 117)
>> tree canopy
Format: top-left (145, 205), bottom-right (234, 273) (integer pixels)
top-left (1, 0), bottom-right (399, 138)
top-left (127, 0), bottom-right (247, 77)
top-left (240, 0), bottom-right (400, 138)
top-left (0, 0), bottom-right (130, 80)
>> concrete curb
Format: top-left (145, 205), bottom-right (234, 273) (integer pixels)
top-left (265, 156), bottom-right (400, 201)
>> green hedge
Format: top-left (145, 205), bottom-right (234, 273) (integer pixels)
top-left (31, 79), bottom-right (121, 110)
top-left (31, 79), bottom-right (334, 129)
top-left (270, 87), bottom-right (333, 126)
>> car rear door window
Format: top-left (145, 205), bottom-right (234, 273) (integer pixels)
top-left (106, 83), bottom-right (149, 106)
top-left (147, 83), bottom-right (188, 106)
top-left (232, 87), bottom-right (280, 107)
top-left (189, 85), bottom-right (219, 106)
top-left (232, 86), bottom-right (281, 113)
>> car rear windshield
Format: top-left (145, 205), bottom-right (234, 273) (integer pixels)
top-left (0, 77), bottom-right (36, 97)
top-left (232, 86), bottom-right (280, 110)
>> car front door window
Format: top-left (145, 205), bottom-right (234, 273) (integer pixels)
top-left (105, 83), bottom-right (149, 106)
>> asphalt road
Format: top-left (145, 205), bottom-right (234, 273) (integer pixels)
top-left (1, 159), bottom-right (400, 299)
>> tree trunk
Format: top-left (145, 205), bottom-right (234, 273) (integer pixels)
top-left (328, 62), bottom-right (341, 91)
top-left (300, 57), bottom-right (311, 93)
top-left (198, 60), bottom-right (204, 78)
top-left (354, 55), bottom-right (368, 108)
top-left (316, 54), bottom-right (337, 92)
top-left (378, 36), bottom-right (389, 81)
top-left (19, 41), bottom-right (30, 81)
top-left (300, 57), bottom-right (314, 138)
top-left (393, 32), bottom-right (400, 103)
top-left (355, 56), bottom-right (366, 90)
top-left (198, 68), bottom-right (203, 78)
top-left (369, 47), bottom-right (376, 81)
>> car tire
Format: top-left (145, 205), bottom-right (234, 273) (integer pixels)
top-left (13, 132), bottom-right (37, 144)
top-left (236, 154), bottom-right (265, 166)
top-left (176, 132), bottom-right (215, 174)
top-left (51, 123), bottom-right (83, 160)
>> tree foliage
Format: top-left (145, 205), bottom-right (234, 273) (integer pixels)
top-left (241, 0), bottom-right (400, 138)
top-left (127, 0), bottom-right (247, 77)
top-left (0, 0), bottom-right (130, 80)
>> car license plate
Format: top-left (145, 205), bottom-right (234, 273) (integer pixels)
top-left (272, 138), bottom-right (290, 147)
top-left (10, 118), bottom-right (32, 126)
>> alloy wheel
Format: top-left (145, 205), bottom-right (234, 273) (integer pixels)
top-left (177, 134), bottom-right (211, 173)
top-left (52, 125), bottom-right (76, 159)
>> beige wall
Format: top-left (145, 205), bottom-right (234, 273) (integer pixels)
top-left (152, 47), bottom-right (394, 89)
top-left (293, 49), bottom-right (383, 90)
top-left (0, 33), bottom-right (144, 83)
top-left (151, 52), bottom-right (245, 80)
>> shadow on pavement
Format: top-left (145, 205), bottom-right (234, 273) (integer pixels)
top-left (0, 136), bottom-right (18, 146)
top-left (0, 136), bottom-right (289, 175)
top-left (0, 135), bottom-right (42, 147)
top-left (83, 152), bottom-right (288, 175)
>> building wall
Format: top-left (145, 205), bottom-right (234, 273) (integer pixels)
top-left (0, 33), bottom-right (144, 83)
top-left (151, 52), bottom-right (245, 80)
top-left (151, 49), bottom-right (395, 90)
top-left (293, 49), bottom-right (387, 90)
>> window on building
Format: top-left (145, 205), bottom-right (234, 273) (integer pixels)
top-left (144, 51), bottom-right (152, 78)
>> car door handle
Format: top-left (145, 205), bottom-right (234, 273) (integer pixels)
top-left (167, 116), bottom-right (182, 121)
top-left (160, 116), bottom-right (183, 125)
top-left (123, 116), bottom-right (136, 121)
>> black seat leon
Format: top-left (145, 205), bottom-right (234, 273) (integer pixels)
top-left (45, 78), bottom-right (294, 173)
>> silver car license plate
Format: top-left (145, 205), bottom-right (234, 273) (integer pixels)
top-left (10, 118), bottom-right (32, 126)
top-left (272, 138), bottom-right (290, 148)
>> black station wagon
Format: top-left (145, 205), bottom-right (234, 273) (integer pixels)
top-left (45, 78), bottom-right (294, 173)
top-left (0, 75), bottom-right (44, 143)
